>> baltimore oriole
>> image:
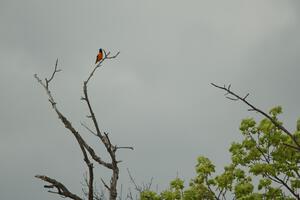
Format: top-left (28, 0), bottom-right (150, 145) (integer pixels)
top-left (95, 48), bottom-right (104, 64)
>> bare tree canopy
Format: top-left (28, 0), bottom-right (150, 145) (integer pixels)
top-left (34, 50), bottom-right (133, 200)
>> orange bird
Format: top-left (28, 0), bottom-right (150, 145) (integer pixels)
top-left (95, 48), bottom-right (104, 64)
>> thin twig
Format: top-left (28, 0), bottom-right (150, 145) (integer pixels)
top-left (116, 146), bottom-right (134, 150)
top-left (127, 168), bottom-right (142, 193)
top-left (81, 122), bottom-right (97, 136)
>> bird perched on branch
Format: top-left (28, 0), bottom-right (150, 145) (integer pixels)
top-left (95, 48), bottom-right (104, 64)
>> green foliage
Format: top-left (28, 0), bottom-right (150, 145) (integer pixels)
top-left (140, 190), bottom-right (161, 200)
top-left (139, 106), bottom-right (300, 199)
top-left (269, 106), bottom-right (282, 117)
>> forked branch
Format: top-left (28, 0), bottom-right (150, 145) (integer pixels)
top-left (35, 175), bottom-right (83, 200)
top-left (211, 83), bottom-right (300, 150)
top-left (85, 51), bottom-right (120, 84)
top-left (45, 58), bottom-right (61, 89)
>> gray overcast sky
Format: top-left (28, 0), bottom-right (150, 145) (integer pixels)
top-left (1, 0), bottom-right (300, 199)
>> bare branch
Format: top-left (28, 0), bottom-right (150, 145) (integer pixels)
top-left (85, 51), bottom-right (120, 84)
top-left (35, 175), bottom-right (83, 200)
top-left (127, 168), bottom-right (142, 193)
top-left (243, 93), bottom-right (249, 100)
top-left (101, 178), bottom-right (111, 191)
top-left (126, 188), bottom-right (134, 200)
top-left (34, 72), bottom-right (112, 169)
top-left (45, 58), bottom-right (61, 89)
top-left (82, 69), bottom-right (119, 199)
top-left (116, 146), bottom-right (134, 150)
top-left (226, 96), bottom-right (238, 101)
top-left (104, 132), bottom-right (113, 148)
top-left (227, 84), bottom-right (231, 91)
top-left (81, 122), bottom-right (97, 136)
top-left (82, 174), bottom-right (106, 200)
top-left (81, 51), bottom-right (124, 200)
top-left (211, 83), bottom-right (300, 151)
top-left (143, 177), bottom-right (153, 191)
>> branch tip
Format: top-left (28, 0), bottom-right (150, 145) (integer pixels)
top-left (212, 82), bottom-right (300, 150)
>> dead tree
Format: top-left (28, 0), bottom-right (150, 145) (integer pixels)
top-left (34, 51), bottom-right (133, 200)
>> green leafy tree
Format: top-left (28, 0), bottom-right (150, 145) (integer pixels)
top-left (140, 84), bottom-right (300, 200)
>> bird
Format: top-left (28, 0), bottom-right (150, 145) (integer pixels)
top-left (95, 48), bottom-right (104, 64)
